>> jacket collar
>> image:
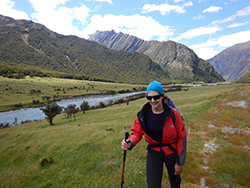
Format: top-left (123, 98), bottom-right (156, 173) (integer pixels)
top-left (137, 101), bottom-right (174, 135)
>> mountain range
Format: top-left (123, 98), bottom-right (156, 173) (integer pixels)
top-left (88, 30), bottom-right (224, 83)
top-left (0, 14), bottom-right (171, 84)
top-left (207, 40), bottom-right (250, 81)
top-left (0, 15), bottom-right (224, 84)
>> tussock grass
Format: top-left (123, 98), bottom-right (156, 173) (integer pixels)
top-left (0, 82), bottom-right (250, 187)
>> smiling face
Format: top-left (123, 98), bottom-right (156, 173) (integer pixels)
top-left (146, 91), bottom-right (164, 112)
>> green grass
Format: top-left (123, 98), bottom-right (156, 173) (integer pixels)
top-left (0, 76), bottom-right (145, 112)
top-left (0, 81), bottom-right (250, 187)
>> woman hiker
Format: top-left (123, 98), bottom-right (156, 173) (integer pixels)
top-left (121, 80), bottom-right (187, 188)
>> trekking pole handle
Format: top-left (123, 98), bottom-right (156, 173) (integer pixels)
top-left (123, 131), bottom-right (129, 161)
top-left (125, 131), bottom-right (129, 141)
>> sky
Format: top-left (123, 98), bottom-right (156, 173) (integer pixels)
top-left (0, 0), bottom-right (250, 60)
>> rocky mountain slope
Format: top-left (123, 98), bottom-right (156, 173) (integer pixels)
top-left (0, 15), bottom-right (171, 84)
top-left (88, 30), bottom-right (224, 83)
top-left (207, 40), bottom-right (250, 81)
top-left (236, 68), bottom-right (250, 83)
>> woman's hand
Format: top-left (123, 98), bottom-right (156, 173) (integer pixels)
top-left (121, 139), bottom-right (131, 150)
top-left (174, 163), bottom-right (183, 175)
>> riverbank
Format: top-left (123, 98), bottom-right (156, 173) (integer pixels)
top-left (0, 92), bottom-right (145, 127)
top-left (0, 76), bottom-right (146, 112)
top-left (0, 76), bottom-right (234, 112)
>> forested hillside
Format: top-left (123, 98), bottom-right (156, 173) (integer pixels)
top-left (0, 15), bottom-right (170, 84)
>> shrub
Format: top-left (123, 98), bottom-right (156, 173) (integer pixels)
top-left (64, 104), bottom-right (78, 121)
top-left (80, 100), bottom-right (90, 113)
top-left (40, 103), bottom-right (63, 125)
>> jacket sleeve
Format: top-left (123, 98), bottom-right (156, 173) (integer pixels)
top-left (174, 109), bottom-right (187, 165)
top-left (128, 117), bottom-right (144, 150)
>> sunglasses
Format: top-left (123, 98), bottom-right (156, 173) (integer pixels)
top-left (146, 95), bottom-right (162, 100)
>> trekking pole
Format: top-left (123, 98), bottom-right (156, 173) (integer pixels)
top-left (121, 131), bottom-right (129, 188)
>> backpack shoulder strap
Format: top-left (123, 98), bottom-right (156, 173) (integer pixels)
top-left (168, 104), bottom-right (175, 125)
top-left (163, 97), bottom-right (176, 125)
top-left (171, 111), bottom-right (175, 125)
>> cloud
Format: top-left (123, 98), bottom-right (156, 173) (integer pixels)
top-left (93, 0), bottom-right (112, 4)
top-left (236, 5), bottom-right (250, 16)
top-left (176, 26), bottom-right (222, 40)
top-left (173, 0), bottom-right (184, 2)
top-left (216, 30), bottom-right (250, 47)
top-left (190, 30), bottom-right (250, 59)
top-left (226, 21), bottom-right (249, 28)
top-left (142, 2), bottom-right (192, 15)
top-left (183, 1), bottom-right (193, 7)
top-left (211, 6), bottom-right (250, 25)
top-left (192, 30), bottom-right (250, 49)
top-left (203, 6), bottom-right (223, 13)
top-left (28, 0), bottom-right (69, 12)
top-left (70, 4), bottom-right (91, 24)
top-left (193, 14), bottom-right (205, 20)
top-left (0, 0), bottom-right (29, 20)
top-left (31, 4), bottom-right (91, 36)
top-left (186, 5), bottom-right (250, 59)
top-left (84, 14), bottom-right (174, 41)
top-left (211, 15), bottom-right (237, 25)
top-left (193, 47), bottom-right (219, 60)
top-left (1, 0), bottom-right (173, 41)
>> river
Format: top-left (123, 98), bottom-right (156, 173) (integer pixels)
top-left (0, 92), bottom-right (144, 126)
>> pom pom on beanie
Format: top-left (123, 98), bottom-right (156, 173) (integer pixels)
top-left (146, 81), bottom-right (164, 96)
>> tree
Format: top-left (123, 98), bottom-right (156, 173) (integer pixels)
top-left (80, 100), bottom-right (90, 113)
top-left (40, 103), bottom-right (62, 125)
top-left (64, 104), bottom-right (78, 121)
top-left (64, 106), bottom-right (71, 119)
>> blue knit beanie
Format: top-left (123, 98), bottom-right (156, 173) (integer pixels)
top-left (146, 81), bottom-right (165, 96)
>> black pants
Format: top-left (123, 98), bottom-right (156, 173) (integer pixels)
top-left (146, 149), bottom-right (181, 188)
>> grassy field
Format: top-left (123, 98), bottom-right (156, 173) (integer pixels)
top-left (0, 76), bottom-right (145, 112)
top-left (0, 80), bottom-right (250, 187)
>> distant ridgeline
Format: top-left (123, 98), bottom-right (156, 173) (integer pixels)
top-left (0, 14), bottom-right (224, 84)
top-left (88, 30), bottom-right (225, 83)
top-left (207, 40), bottom-right (250, 81)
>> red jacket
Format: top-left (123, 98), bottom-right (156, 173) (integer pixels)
top-left (129, 101), bottom-right (187, 165)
